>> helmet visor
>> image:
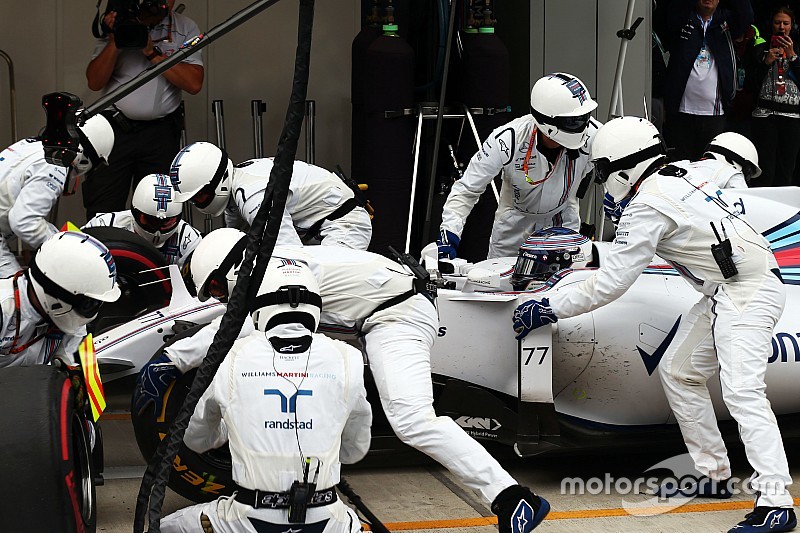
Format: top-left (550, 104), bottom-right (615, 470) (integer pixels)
top-left (73, 296), bottom-right (104, 319)
top-left (132, 208), bottom-right (180, 234)
top-left (511, 251), bottom-right (565, 289)
top-left (191, 184), bottom-right (216, 209)
top-left (532, 109), bottom-right (592, 134)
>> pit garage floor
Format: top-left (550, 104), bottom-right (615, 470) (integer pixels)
top-left (97, 385), bottom-right (800, 533)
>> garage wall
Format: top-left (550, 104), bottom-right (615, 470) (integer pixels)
top-left (0, 0), bottom-right (357, 226)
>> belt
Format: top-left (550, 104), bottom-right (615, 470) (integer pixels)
top-left (102, 106), bottom-right (180, 133)
top-left (234, 486), bottom-right (337, 510)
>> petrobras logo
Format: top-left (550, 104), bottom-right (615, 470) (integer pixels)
top-left (264, 418), bottom-right (313, 430)
top-left (153, 173), bottom-right (173, 212)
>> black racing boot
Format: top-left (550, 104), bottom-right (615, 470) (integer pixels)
top-left (491, 485), bottom-right (550, 533)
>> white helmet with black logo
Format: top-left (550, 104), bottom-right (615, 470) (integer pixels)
top-left (27, 231), bottom-right (121, 334)
top-left (530, 73), bottom-right (598, 149)
top-left (131, 173), bottom-right (183, 247)
top-left (251, 257), bottom-right (322, 333)
top-left (169, 142), bottom-right (234, 217)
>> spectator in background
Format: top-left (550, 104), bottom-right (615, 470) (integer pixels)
top-left (85, 0), bottom-right (204, 219)
top-left (663, 0), bottom-right (753, 161)
top-left (751, 5), bottom-right (800, 187)
top-left (728, 23), bottom-right (766, 138)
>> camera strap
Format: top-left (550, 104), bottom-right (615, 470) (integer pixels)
top-left (92, 1), bottom-right (105, 39)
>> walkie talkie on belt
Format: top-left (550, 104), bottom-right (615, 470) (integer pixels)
top-left (710, 221), bottom-right (738, 279)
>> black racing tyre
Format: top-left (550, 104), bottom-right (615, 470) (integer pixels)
top-left (82, 226), bottom-right (172, 333)
top-left (131, 324), bottom-right (236, 503)
top-left (0, 366), bottom-right (96, 532)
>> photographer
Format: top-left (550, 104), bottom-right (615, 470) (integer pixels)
top-left (85, 0), bottom-right (204, 218)
top-left (750, 5), bottom-right (800, 187)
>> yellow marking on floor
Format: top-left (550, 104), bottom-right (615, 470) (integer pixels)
top-left (363, 498), bottom-right (800, 530)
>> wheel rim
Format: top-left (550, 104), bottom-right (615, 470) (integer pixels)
top-left (72, 414), bottom-right (95, 524)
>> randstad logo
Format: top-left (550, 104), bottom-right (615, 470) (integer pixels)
top-left (264, 389), bottom-right (312, 413)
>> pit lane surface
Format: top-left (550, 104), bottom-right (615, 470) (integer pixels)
top-left (97, 403), bottom-right (800, 533)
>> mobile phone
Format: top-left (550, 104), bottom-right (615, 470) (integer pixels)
top-left (772, 33), bottom-right (786, 49)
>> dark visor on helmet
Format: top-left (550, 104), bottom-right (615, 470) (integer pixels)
top-left (132, 207), bottom-right (180, 234)
top-left (198, 234), bottom-right (248, 302)
top-left (593, 140), bottom-right (668, 184)
top-left (190, 148), bottom-right (229, 208)
top-left (704, 144), bottom-right (759, 181)
top-left (531, 109), bottom-right (592, 134)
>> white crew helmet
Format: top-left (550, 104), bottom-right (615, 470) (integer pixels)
top-left (251, 257), bottom-right (322, 333)
top-left (703, 131), bottom-right (762, 180)
top-left (530, 73), bottom-right (598, 149)
top-left (131, 173), bottom-right (183, 247)
top-left (591, 116), bottom-right (668, 203)
top-left (27, 231), bottom-right (121, 335)
top-left (190, 228), bottom-right (248, 302)
top-left (66, 114), bottom-right (115, 195)
top-left (168, 142), bottom-right (233, 217)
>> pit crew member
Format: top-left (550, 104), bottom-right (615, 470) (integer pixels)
top-left (167, 143), bottom-right (372, 249)
top-left (0, 115), bottom-right (114, 276)
top-left (0, 231), bottom-right (120, 366)
top-left (160, 257), bottom-right (371, 533)
top-left (83, 173), bottom-right (202, 268)
top-left (437, 72), bottom-right (600, 260)
top-left (512, 116), bottom-right (795, 533)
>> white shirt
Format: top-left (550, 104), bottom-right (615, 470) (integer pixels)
top-left (83, 210), bottom-right (203, 268)
top-left (0, 139), bottom-right (65, 247)
top-left (440, 115), bottom-right (598, 237)
top-left (679, 16), bottom-right (723, 115)
top-left (185, 323), bottom-right (371, 491)
top-left (92, 12), bottom-right (203, 120)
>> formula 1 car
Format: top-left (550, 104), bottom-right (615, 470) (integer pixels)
top-left (84, 187), bottom-right (800, 503)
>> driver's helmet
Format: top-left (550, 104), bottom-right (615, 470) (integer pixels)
top-left (511, 227), bottom-right (592, 291)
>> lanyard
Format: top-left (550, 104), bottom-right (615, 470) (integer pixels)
top-left (523, 127), bottom-right (563, 186)
top-left (9, 272), bottom-right (53, 355)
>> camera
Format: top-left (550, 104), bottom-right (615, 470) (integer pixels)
top-left (101, 0), bottom-right (169, 49)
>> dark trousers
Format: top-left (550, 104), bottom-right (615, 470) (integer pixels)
top-left (82, 113), bottom-right (180, 219)
top-left (663, 112), bottom-right (727, 161)
top-left (752, 114), bottom-right (800, 187)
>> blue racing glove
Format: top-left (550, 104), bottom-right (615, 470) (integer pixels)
top-left (132, 353), bottom-right (180, 417)
top-left (602, 192), bottom-right (630, 226)
top-left (436, 230), bottom-right (460, 259)
top-left (512, 298), bottom-right (558, 340)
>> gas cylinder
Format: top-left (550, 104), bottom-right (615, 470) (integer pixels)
top-left (452, 12), bottom-right (511, 262)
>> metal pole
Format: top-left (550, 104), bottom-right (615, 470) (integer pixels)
top-left (463, 106), bottom-right (499, 204)
top-left (251, 99), bottom-right (266, 158)
top-left (405, 105), bottom-right (425, 253)
top-left (608, 0), bottom-right (637, 120)
top-left (0, 50), bottom-right (17, 142)
top-left (422, 0), bottom-right (458, 246)
top-left (212, 100), bottom-right (227, 149)
top-left (304, 99), bottom-right (316, 164)
top-left (84, 0), bottom-right (284, 119)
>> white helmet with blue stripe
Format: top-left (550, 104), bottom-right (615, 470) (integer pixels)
top-left (131, 173), bottom-right (183, 247)
top-left (512, 227), bottom-right (593, 291)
